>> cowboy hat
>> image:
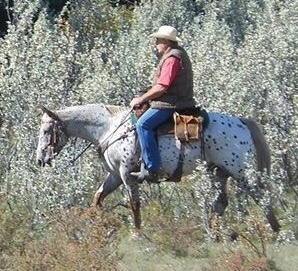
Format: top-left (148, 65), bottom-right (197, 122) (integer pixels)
top-left (150, 25), bottom-right (182, 42)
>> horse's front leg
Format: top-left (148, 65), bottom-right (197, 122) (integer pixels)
top-left (120, 169), bottom-right (142, 235)
top-left (93, 172), bottom-right (122, 207)
top-left (129, 183), bottom-right (141, 232)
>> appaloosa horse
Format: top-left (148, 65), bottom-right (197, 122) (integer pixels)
top-left (36, 103), bottom-right (280, 233)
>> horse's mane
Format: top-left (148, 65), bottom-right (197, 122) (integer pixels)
top-left (105, 105), bottom-right (129, 116)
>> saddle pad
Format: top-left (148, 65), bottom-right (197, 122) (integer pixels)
top-left (173, 112), bottom-right (204, 142)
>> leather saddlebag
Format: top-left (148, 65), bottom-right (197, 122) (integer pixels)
top-left (173, 112), bottom-right (203, 142)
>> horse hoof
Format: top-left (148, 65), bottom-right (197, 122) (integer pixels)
top-left (132, 228), bottom-right (143, 239)
top-left (93, 193), bottom-right (101, 207)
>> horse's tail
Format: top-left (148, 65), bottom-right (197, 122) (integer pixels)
top-left (240, 117), bottom-right (271, 175)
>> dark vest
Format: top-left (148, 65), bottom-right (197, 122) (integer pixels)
top-left (150, 46), bottom-right (196, 109)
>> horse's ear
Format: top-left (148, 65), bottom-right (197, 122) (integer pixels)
top-left (39, 105), bottom-right (60, 121)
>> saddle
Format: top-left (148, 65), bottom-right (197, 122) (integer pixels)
top-left (133, 102), bottom-right (209, 143)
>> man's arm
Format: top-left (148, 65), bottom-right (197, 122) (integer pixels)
top-left (130, 56), bottom-right (181, 108)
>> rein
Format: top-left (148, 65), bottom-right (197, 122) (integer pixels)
top-left (68, 122), bottom-right (135, 166)
top-left (50, 108), bottom-right (134, 166)
top-left (99, 108), bottom-right (134, 155)
top-left (69, 142), bottom-right (93, 165)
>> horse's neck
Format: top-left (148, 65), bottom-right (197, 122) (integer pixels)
top-left (57, 104), bottom-right (114, 145)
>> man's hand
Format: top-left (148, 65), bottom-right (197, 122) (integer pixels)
top-left (130, 96), bottom-right (145, 109)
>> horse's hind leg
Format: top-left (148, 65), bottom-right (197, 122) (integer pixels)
top-left (246, 183), bottom-right (281, 232)
top-left (212, 167), bottom-right (229, 216)
top-left (265, 205), bottom-right (280, 232)
top-left (93, 172), bottom-right (122, 207)
top-left (205, 167), bottom-right (229, 240)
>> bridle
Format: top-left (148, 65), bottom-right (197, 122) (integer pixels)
top-left (43, 118), bottom-right (67, 160)
top-left (50, 120), bottom-right (62, 148)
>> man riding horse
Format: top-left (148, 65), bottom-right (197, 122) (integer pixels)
top-left (130, 25), bottom-right (196, 182)
top-left (35, 28), bottom-right (280, 234)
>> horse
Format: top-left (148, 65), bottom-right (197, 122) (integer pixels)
top-left (35, 103), bottom-right (280, 234)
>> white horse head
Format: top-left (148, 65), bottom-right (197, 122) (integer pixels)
top-left (36, 106), bottom-right (68, 166)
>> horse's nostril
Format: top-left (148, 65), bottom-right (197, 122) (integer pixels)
top-left (37, 159), bottom-right (44, 167)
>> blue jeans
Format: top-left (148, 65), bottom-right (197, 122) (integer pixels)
top-left (136, 108), bottom-right (175, 171)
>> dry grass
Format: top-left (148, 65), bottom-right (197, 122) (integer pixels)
top-left (203, 249), bottom-right (277, 271)
top-left (0, 199), bottom-right (122, 271)
top-left (141, 200), bottom-right (206, 258)
top-left (1, 196), bottom-right (297, 271)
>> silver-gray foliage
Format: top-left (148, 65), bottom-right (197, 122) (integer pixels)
top-left (0, 0), bottom-right (297, 232)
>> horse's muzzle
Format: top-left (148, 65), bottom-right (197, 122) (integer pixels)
top-left (36, 158), bottom-right (52, 167)
top-left (37, 158), bottom-right (45, 167)
top-left (36, 150), bottom-right (53, 167)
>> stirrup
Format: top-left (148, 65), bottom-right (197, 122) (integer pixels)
top-left (131, 163), bottom-right (159, 183)
top-left (131, 163), bottom-right (148, 181)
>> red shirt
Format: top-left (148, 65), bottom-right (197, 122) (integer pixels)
top-left (156, 56), bottom-right (181, 88)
